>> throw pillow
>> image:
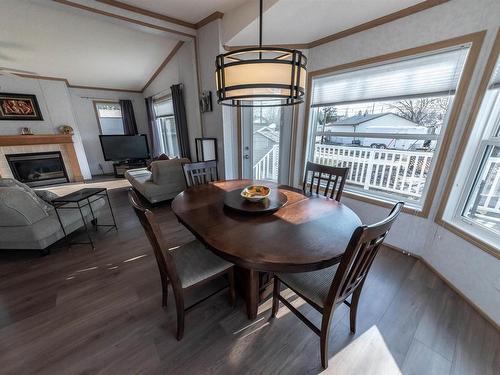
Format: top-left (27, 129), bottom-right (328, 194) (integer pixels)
top-left (0, 178), bottom-right (53, 212)
top-left (147, 153), bottom-right (170, 170)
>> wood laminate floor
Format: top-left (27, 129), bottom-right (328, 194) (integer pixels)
top-left (0, 184), bottom-right (498, 374)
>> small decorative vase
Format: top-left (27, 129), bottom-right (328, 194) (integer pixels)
top-left (59, 125), bottom-right (74, 135)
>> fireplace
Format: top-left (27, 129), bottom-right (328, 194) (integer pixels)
top-left (6, 151), bottom-right (69, 187)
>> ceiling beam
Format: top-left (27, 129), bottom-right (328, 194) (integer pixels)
top-left (52, 0), bottom-right (195, 39)
top-left (94, 0), bottom-right (197, 29)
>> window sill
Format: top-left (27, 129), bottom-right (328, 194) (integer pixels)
top-left (435, 217), bottom-right (500, 259)
top-left (342, 189), bottom-right (427, 217)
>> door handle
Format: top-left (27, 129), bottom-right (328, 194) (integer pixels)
top-left (243, 154), bottom-right (250, 159)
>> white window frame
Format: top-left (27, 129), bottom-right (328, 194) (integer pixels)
top-left (442, 73), bottom-right (500, 253)
top-left (305, 46), bottom-right (471, 211)
top-left (93, 101), bottom-right (125, 135)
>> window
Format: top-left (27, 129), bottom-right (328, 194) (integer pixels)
top-left (442, 49), bottom-right (500, 252)
top-left (153, 97), bottom-right (179, 157)
top-left (94, 102), bottom-right (124, 135)
top-left (306, 46), bottom-right (470, 210)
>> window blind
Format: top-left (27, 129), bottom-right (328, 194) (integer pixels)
top-left (153, 99), bottom-right (174, 117)
top-left (311, 47), bottom-right (470, 107)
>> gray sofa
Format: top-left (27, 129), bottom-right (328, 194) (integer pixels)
top-left (0, 178), bottom-right (105, 252)
top-left (125, 158), bottom-right (189, 203)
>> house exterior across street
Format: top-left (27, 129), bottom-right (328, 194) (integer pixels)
top-left (321, 113), bottom-right (431, 150)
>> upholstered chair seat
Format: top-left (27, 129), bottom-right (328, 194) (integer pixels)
top-left (171, 240), bottom-right (233, 288)
top-left (276, 264), bottom-right (340, 308)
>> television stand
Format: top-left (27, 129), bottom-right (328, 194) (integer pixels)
top-left (112, 160), bottom-right (146, 178)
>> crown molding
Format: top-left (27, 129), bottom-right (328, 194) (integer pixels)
top-left (195, 11), bottom-right (224, 29)
top-left (12, 73), bottom-right (143, 93)
top-left (15, 74), bottom-right (70, 85)
top-left (94, 0), bottom-right (197, 29)
top-left (308, 0), bottom-right (449, 48)
top-left (94, 0), bottom-right (224, 30)
top-left (68, 84), bottom-right (142, 93)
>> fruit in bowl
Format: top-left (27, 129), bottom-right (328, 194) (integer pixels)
top-left (241, 185), bottom-right (271, 202)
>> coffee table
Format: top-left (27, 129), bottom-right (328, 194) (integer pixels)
top-left (52, 187), bottom-right (118, 249)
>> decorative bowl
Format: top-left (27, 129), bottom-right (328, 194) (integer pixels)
top-left (241, 185), bottom-right (271, 202)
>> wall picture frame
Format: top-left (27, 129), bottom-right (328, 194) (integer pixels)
top-left (199, 91), bottom-right (213, 113)
top-left (0, 93), bottom-right (43, 121)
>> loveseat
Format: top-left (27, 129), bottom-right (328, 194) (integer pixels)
top-left (125, 158), bottom-right (189, 203)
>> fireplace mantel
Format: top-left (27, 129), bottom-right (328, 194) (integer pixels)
top-left (0, 134), bottom-right (74, 147)
top-left (0, 134), bottom-right (83, 182)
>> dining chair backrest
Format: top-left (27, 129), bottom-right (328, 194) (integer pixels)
top-left (128, 190), bottom-right (182, 293)
top-left (182, 160), bottom-right (219, 187)
top-left (303, 161), bottom-right (349, 201)
top-left (326, 202), bottom-right (404, 308)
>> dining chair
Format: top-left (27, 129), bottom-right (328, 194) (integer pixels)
top-left (302, 161), bottom-right (349, 201)
top-left (182, 160), bottom-right (219, 187)
top-left (128, 189), bottom-right (235, 340)
top-left (271, 202), bottom-right (404, 369)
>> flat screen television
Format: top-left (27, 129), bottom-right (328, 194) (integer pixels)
top-left (99, 135), bottom-right (150, 161)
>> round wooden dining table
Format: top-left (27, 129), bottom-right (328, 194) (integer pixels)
top-left (171, 179), bottom-right (361, 319)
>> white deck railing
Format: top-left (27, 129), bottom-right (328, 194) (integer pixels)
top-left (314, 144), bottom-right (433, 198)
top-left (253, 144), bottom-right (280, 182)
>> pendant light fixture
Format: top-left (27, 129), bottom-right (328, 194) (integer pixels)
top-left (215, 0), bottom-right (307, 107)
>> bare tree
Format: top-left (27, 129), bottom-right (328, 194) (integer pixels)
top-left (389, 97), bottom-right (449, 129)
top-left (318, 107), bottom-right (338, 125)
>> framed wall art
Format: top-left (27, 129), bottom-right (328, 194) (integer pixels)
top-left (0, 93), bottom-right (43, 120)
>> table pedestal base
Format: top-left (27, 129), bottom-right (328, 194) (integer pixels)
top-left (240, 269), bottom-right (273, 320)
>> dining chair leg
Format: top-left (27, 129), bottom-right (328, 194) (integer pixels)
top-left (174, 291), bottom-right (185, 341)
top-left (162, 282), bottom-right (169, 308)
top-left (320, 309), bottom-right (334, 369)
top-left (349, 279), bottom-right (365, 334)
top-left (271, 277), bottom-right (280, 318)
top-left (227, 268), bottom-right (236, 307)
top-left (162, 290), bottom-right (168, 308)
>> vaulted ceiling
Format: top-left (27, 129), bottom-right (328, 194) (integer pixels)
top-left (0, 0), bottom-right (181, 91)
